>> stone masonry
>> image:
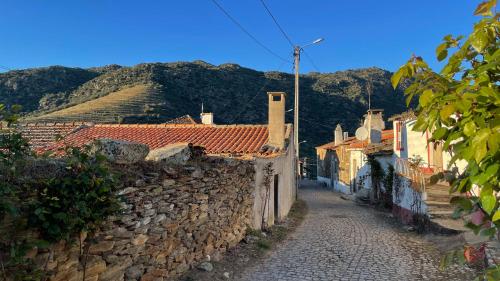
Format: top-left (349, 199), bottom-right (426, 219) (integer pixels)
top-left (23, 156), bottom-right (256, 281)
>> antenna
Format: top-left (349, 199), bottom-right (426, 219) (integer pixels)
top-left (355, 127), bottom-right (369, 141)
top-left (201, 102), bottom-right (204, 114)
top-left (367, 82), bottom-right (372, 111)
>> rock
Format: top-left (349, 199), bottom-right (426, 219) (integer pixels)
top-left (191, 169), bottom-right (203, 178)
top-left (118, 187), bottom-right (137, 195)
top-left (223, 272), bottom-right (230, 279)
top-left (85, 256), bottom-right (106, 277)
top-left (132, 234), bottom-right (149, 246)
top-left (197, 261), bottom-right (214, 272)
top-left (146, 143), bottom-right (192, 164)
top-left (162, 179), bottom-right (176, 187)
top-left (90, 139), bottom-right (149, 164)
top-left (89, 241), bottom-right (115, 254)
top-left (125, 265), bottom-right (144, 280)
top-left (355, 188), bottom-right (370, 201)
top-left (243, 235), bottom-right (259, 244)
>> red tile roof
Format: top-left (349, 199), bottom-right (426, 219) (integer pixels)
top-left (348, 130), bottom-right (393, 149)
top-left (316, 130), bottom-right (394, 153)
top-left (16, 122), bottom-right (92, 149)
top-left (164, 115), bottom-right (198, 124)
top-left (46, 123), bottom-right (286, 155)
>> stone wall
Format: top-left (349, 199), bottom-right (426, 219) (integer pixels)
top-left (23, 156), bottom-right (256, 281)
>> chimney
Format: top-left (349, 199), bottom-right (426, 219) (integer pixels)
top-left (200, 112), bottom-right (214, 125)
top-left (334, 124), bottom-right (343, 145)
top-left (267, 92), bottom-right (286, 149)
top-left (364, 109), bottom-right (385, 143)
top-left (343, 132), bottom-right (348, 140)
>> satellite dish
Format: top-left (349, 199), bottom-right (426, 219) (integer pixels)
top-left (355, 127), bottom-right (368, 141)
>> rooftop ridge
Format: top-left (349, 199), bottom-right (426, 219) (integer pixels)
top-left (92, 123), bottom-right (284, 128)
top-left (18, 122), bottom-right (95, 127)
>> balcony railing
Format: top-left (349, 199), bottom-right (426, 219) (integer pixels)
top-left (395, 158), bottom-right (426, 193)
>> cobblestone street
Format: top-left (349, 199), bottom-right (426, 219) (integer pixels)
top-left (238, 181), bottom-right (475, 281)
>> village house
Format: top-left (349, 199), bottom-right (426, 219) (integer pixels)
top-left (316, 109), bottom-right (394, 195)
top-left (17, 92), bottom-right (296, 230)
top-left (389, 111), bottom-right (466, 230)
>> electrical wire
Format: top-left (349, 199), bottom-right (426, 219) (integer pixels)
top-left (302, 50), bottom-right (321, 72)
top-left (229, 60), bottom-right (289, 123)
top-left (258, 0), bottom-right (294, 48)
top-left (210, 0), bottom-right (291, 63)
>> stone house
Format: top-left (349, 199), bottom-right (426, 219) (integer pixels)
top-left (316, 110), bottom-right (394, 194)
top-left (20, 92), bottom-right (296, 230)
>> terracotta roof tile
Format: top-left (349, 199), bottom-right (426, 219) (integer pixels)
top-left (45, 123), bottom-right (282, 155)
top-left (16, 122), bottom-right (92, 149)
top-left (164, 115), bottom-right (198, 124)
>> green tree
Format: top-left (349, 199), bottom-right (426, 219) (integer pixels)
top-left (392, 1), bottom-right (499, 279)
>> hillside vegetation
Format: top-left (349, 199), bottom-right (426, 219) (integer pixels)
top-left (0, 61), bottom-right (408, 158)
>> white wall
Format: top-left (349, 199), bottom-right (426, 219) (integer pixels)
top-left (393, 175), bottom-right (428, 214)
top-left (354, 154), bottom-right (394, 192)
top-left (252, 139), bottom-right (296, 230)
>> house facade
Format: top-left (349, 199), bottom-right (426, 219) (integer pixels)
top-left (316, 110), bottom-right (394, 194)
top-left (18, 92), bottom-right (296, 230)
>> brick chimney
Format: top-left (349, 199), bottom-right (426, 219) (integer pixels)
top-left (334, 124), bottom-right (343, 145)
top-left (268, 92), bottom-right (286, 149)
top-left (200, 112), bottom-right (214, 125)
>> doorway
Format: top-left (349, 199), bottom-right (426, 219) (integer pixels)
top-left (274, 174), bottom-right (279, 222)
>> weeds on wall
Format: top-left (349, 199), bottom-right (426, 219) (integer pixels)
top-left (0, 104), bottom-right (121, 280)
top-left (260, 163), bottom-right (274, 231)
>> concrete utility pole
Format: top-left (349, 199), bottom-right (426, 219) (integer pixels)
top-left (293, 46), bottom-right (301, 179)
top-left (293, 38), bottom-right (323, 181)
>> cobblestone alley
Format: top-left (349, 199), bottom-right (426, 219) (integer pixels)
top-left (238, 181), bottom-right (475, 281)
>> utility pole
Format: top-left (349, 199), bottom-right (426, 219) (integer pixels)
top-left (292, 38), bottom-right (323, 196)
top-left (294, 46), bottom-right (300, 180)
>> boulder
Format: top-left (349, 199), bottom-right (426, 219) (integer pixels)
top-left (197, 261), bottom-right (214, 272)
top-left (355, 188), bottom-right (370, 202)
top-left (90, 139), bottom-right (149, 164)
top-left (146, 143), bottom-right (192, 164)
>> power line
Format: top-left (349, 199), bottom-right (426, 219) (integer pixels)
top-left (302, 50), bottom-right (321, 72)
top-left (258, 0), bottom-right (294, 48)
top-left (210, 0), bottom-right (291, 63)
top-left (229, 60), bottom-right (288, 123)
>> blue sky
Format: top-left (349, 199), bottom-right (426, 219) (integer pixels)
top-left (0, 0), bottom-right (478, 74)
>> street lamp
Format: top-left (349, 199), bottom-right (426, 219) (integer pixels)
top-left (294, 38), bottom-right (323, 179)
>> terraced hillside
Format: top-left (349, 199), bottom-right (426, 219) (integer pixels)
top-left (28, 84), bottom-right (165, 123)
top-left (1, 61), bottom-right (409, 159)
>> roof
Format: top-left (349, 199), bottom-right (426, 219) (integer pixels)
top-left (164, 115), bottom-right (198, 125)
top-left (388, 110), bottom-right (417, 121)
top-left (316, 130), bottom-right (394, 155)
top-left (15, 122), bottom-right (92, 149)
top-left (44, 123), bottom-right (292, 156)
top-left (348, 130), bottom-right (393, 149)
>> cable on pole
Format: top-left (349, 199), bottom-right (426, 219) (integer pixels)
top-left (258, 0), bottom-right (294, 48)
top-left (210, 0), bottom-right (291, 63)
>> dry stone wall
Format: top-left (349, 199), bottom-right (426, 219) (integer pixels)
top-left (26, 156), bottom-right (256, 281)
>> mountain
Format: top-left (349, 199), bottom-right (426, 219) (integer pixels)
top-left (0, 61), bottom-right (408, 159)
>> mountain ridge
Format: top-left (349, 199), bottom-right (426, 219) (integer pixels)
top-left (0, 61), bottom-right (408, 159)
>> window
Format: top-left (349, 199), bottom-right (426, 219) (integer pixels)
top-left (272, 95), bottom-right (281, 101)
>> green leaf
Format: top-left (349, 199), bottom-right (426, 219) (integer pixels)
top-left (391, 67), bottom-right (405, 89)
top-left (481, 195), bottom-right (496, 214)
top-left (419, 89), bottom-right (434, 106)
top-left (440, 104), bottom-right (456, 120)
top-left (474, 0), bottom-right (497, 16)
top-left (463, 122), bottom-right (477, 137)
top-left (492, 211), bottom-right (500, 222)
top-left (450, 196), bottom-right (473, 211)
top-left (474, 141), bottom-right (487, 163)
top-left (436, 43), bottom-right (449, 61)
top-left (433, 127), bottom-right (448, 139)
top-left (471, 28), bottom-right (489, 52)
